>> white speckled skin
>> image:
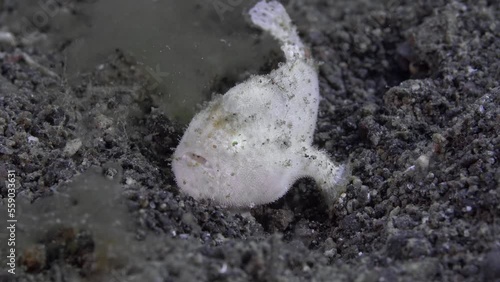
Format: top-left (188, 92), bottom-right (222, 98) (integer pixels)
top-left (172, 1), bottom-right (344, 207)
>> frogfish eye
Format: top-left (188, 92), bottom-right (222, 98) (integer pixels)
top-left (183, 152), bottom-right (211, 168)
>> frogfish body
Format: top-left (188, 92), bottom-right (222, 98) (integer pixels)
top-left (172, 1), bottom-right (345, 207)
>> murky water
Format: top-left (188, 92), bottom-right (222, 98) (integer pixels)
top-left (7, 0), bottom-right (279, 122)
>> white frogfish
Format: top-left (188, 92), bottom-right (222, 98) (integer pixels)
top-left (172, 0), bottom-right (345, 207)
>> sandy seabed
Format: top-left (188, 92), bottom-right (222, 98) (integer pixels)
top-left (0, 0), bottom-right (499, 281)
